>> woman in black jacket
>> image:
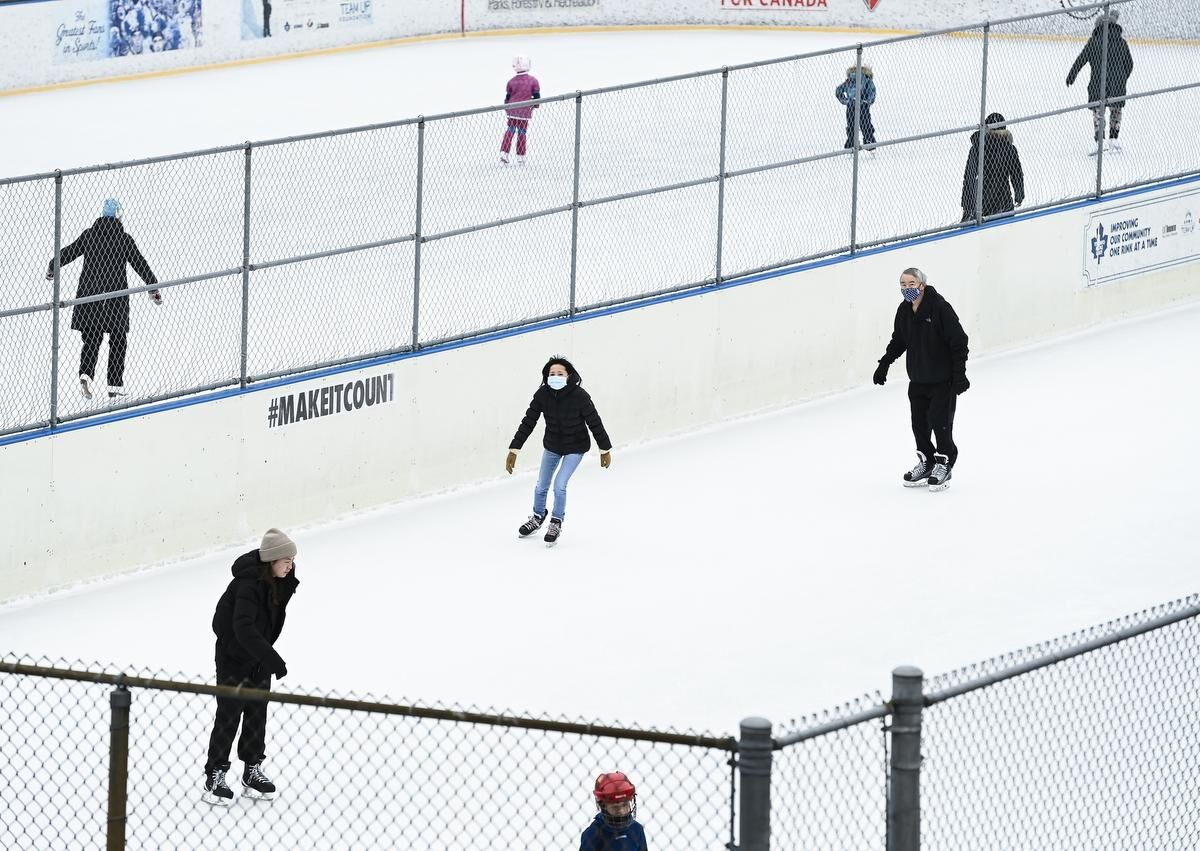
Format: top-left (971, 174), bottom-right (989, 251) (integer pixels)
top-left (1066, 11), bottom-right (1134, 154)
top-left (46, 198), bottom-right (161, 400)
top-left (202, 528), bottom-right (298, 806)
top-left (506, 356), bottom-right (612, 546)
top-left (961, 112), bottom-right (1025, 221)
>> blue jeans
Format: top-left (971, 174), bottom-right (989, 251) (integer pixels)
top-left (533, 450), bottom-right (584, 520)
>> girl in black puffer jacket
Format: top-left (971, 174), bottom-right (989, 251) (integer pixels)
top-left (506, 356), bottom-right (612, 546)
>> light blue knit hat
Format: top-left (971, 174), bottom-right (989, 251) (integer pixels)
top-left (101, 198), bottom-right (122, 218)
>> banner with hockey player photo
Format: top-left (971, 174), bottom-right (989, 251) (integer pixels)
top-left (53, 0), bottom-right (203, 63)
top-left (241, 0), bottom-right (373, 40)
top-left (1082, 186), bottom-right (1200, 288)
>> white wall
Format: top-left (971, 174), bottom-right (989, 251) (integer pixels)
top-left (3, 180), bottom-right (1199, 601)
top-left (4, 0), bottom-right (1191, 94)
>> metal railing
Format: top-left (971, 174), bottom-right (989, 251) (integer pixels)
top-left (3, 0), bottom-right (1198, 437)
top-left (4, 592), bottom-right (1198, 849)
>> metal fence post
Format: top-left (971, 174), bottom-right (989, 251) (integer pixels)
top-left (1095, 3), bottom-right (1112, 197)
top-left (887, 666), bottom-right (924, 851)
top-left (50, 171), bottom-right (63, 428)
top-left (240, 142), bottom-right (252, 387)
top-left (849, 46), bottom-right (863, 253)
top-left (716, 67), bottom-right (729, 283)
top-left (738, 716), bottom-right (772, 851)
top-left (973, 23), bottom-right (991, 225)
top-left (412, 117), bottom-right (426, 350)
top-left (106, 684), bottom-right (130, 851)
top-left (569, 92), bottom-right (583, 315)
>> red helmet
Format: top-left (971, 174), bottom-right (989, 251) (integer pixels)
top-left (594, 772), bottom-right (637, 829)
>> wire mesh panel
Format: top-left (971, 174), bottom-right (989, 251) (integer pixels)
top-left (0, 310), bottom-right (53, 434)
top-left (417, 213), bottom-right (572, 346)
top-left (0, 667), bottom-right (112, 850)
top-left (923, 601), bottom-right (1200, 850)
top-left (246, 245), bottom-right (415, 380)
top-left (860, 33), bottom-right (984, 145)
top-left (422, 101), bottom-right (576, 238)
top-left (1, 660), bottom-right (733, 851)
top-left (772, 697), bottom-right (887, 851)
top-left (725, 52), bottom-right (855, 175)
top-left (997, 111), bottom-right (1095, 214)
top-left (578, 75), bottom-right (723, 204)
top-left (1101, 88), bottom-right (1200, 192)
top-left (855, 132), bottom-right (966, 246)
top-left (986, 20), bottom-right (1082, 139)
top-left (250, 125), bottom-right (419, 265)
top-left (574, 184), bottom-right (718, 309)
top-left (0, 178), bottom-right (56, 316)
top-left (721, 157), bottom-right (851, 278)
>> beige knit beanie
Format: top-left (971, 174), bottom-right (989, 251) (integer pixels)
top-left (259, 528), bottom-right (297, 562)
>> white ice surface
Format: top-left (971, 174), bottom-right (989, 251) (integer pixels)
top-left (3, 299), bottom-right (1199, 733)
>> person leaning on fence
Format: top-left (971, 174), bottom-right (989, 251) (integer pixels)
top-left (46, 198), bottom-right (162, 401)
top-left (960, 112), bottom-right (1025, 222)
top-left (202, 529), bottom-right (298, 807)
top-left (582, 772), bottom-right (647, 851)
top-left (835, 65), bottom-right (877, 151)
top-left (872, 267), bottom-right (969, 492)
top-left (1067, 10), bottom-right (1134, 155)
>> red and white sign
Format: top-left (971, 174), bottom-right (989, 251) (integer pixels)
top-left (864, 0), bottom-right (882, 10)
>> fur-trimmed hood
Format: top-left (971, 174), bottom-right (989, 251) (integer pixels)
top-left (845, 65), bottom-right (874, 78)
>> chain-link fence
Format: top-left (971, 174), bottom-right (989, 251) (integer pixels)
top-left (3, 592), bottom-right (1199, 849)
top-left (3, 0), bottom-right (1197, 437)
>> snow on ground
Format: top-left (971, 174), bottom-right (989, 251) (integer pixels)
top-left (3, 298), bottom-right (1198, 733)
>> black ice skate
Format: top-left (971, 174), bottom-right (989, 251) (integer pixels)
top-left (202, 768), bottom-right (234, 807)
top-left (927, 454), bottom-right (952, 492)
top-left (241, 762), bottom-right (277, 801)
top-left (903, 451), bottom-right (930, 487)
top-left (519, 510), bottom-right (548, 538)
top-left (544, 517), bottom-right (562, 547)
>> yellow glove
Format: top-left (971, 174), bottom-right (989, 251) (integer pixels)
top-left (600, 451), bottom-right (611, 469)
top-left (505, 450), bottom-right (518, 474)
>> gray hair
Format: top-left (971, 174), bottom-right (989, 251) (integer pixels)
top-left (901, 267), bottom-right (927, 285)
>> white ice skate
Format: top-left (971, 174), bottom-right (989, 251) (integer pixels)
top-left (1088, 140), bottom-right (1107, 157)
top-left (1108, 139), bottom-right (1123, 153)
top-left (500, 151), bottom-right (510, 165)
top-left (79, 374), bottom-right (94, 400)
top-left (516, 154), bottom-right (527, 166)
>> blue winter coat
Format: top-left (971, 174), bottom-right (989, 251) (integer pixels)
top-left (835, 72), bottom-right (876, 109)
top-left (580, 814), bottom-right (647, 851)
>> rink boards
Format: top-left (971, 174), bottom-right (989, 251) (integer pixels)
top-left (2, 178), bottom-right (1199, 600)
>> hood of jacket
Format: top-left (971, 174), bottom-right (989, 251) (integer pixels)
top-left (1092, 20), bottom-right (1123, 39)
top-left (969, 127), bottom-right (1013, 146)
top-left (845, 65), bottom-right (874, 78)
top-left (91, 216), bottom-right (126, 236)
top-left (911, 284), bottom-right (944, 318)
top-left (231, 549), bottom-right (299, 585)
top-left (541, 355), bottom-right (582, 388)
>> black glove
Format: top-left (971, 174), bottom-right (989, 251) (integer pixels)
top-left (872, 362), bottom-right (889, 386)
top-left (951, 374), bottom-right (970, 395)
top-left (1066, 73), bottom-right (1075, 87)
top-left (46, 270), bottom-right (54, 281)
top-left (273, 660), bottom-right (288, 680)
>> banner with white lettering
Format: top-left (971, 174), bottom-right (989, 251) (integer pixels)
top-left (242, 0), bottom-right (373, 40)
top-left (1082, 187), bottom-right (1200, 288)
top-left (54, 0), bottom-right (203, 63)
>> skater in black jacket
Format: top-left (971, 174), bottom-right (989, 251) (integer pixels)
top-left (872, 268), bottom-right (969, 491)
top-left (961, 112), bottom-right (1025, 221)
top-left (1067, 11), bottom-right (1134, 154)
top-left (507, 356), bottom-right (612, 546)
top-left (46, 198), bottom-right (162, 401)
top-left (202, 529), bottom-right (298, 806)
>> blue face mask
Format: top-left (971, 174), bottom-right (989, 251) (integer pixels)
top-left (547, 375), bottom-right (568, 390)
top-left (902, 287), bottom-right (921, 302)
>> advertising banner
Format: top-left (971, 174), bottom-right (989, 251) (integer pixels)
top-left (242, 0), bottom-right (373, 40)
top-left (53, 0), bottom-right (203, 63)
top-left (1082, 187), bottom-right (1200, 287)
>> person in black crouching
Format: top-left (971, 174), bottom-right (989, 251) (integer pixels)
top-left (506, 356), bottom-right (612, 546)
top-left (203, 528), bottom-right (298, 806)
top-left (873, 267), bottom-right (970, 492)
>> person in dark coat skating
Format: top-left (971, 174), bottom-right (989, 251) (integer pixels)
top-left (46, 198), bottom-right (161, 400)
top-left (872, 267), bottom-right (970, 491)
top-left (202, 528), bottom-right (298, 806)
top-left (506, 356), bottom-right (612, 546)
top-left (1066, 11), bottom-right (1134, 154)
top-left (961, 112), bottom-right (1025, 221)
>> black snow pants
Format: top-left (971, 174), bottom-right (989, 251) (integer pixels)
top-left (908, 381), bottom-right (957, 467)
top-left (204, 646), bottom-right (272, 774)
top-left (80, 330), bottom-right (128, 387)
top-left (844, 104), bottom-right (876, 147)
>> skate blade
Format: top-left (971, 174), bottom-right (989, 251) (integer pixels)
top-left (241, 786), bottom-right (277, 802)
top-left (544, 540), bottom-right (558, 548)
top-left (201, 792), bottom-right (235, 807)
top-left (902, 479), bottom-right (929, 488)
top-left (928, 482), bottom-right (951, 492)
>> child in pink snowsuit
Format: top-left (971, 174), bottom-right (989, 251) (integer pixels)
top-left (501, 55), bottom-right (540, 165)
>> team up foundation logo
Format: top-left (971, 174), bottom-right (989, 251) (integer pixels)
top-left (267, 372), bottom-right (395, 429)
top-left (719, 0), bottom-right (881, 12)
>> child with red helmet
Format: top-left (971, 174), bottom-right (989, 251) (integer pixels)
top-left (581, 771), bottom-right (647, 850)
